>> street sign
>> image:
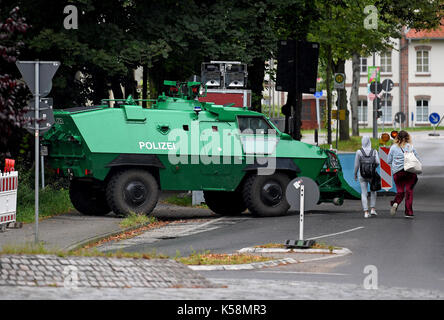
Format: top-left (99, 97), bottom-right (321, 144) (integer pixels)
top-left (23, 98), bottom-right (55, 135)
top-left (368, 66), bottom-right (380, 83)
top-left (370, 81), bottom-right (383, 94)
top-left (15, 60), bottom-right (60, 245)
top-left (16, 61), bottom-right (60, 97)
top-left (394, 112), bottom-right (406, 124)
top-left (381, 92), bottom-right (391, 100)
top-left (429, 112), bottom-right (440, 125)
top-left (314, 91), bottom-right (323, 98)
top-left (334, 73), bottom-right (345, 89)
top-left (382, 79), bottom-right (394, 92)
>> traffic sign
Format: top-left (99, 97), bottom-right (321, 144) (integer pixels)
top-left (15, 60), bottom-right (60, 245)
top-left (370, 81), bottom-right (383, 94)
top-left (429, 112), bottom-right (440, 125)
top-left (334, 73), bottom-right (345, 89)
top-left (394, 112), bottom-right (406, 124)
top-left (314, 91), bottom-right (323, 98)
top-left (16, 61), bottom-right (60, 97)
top-left (23, 98), bottom-right (55, 135)
top-left (382, 79), bottom-right (394, 92)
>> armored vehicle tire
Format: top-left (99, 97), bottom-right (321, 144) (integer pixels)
top-left (106, 169), bottom-right (159, 217)
top-left (69, 180), bottom-right (111, 216)
top-left (242, 173), bottom-right (291, 217)
top-left (203, 191), bottom-right (246, 216)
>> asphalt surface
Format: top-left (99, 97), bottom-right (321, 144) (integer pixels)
top-left (114, 131), bottom-right (444, 293)
top-left (1, 131), bottom-right (442, 299)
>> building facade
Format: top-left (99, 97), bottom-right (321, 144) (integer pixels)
top-left (345, 23), bottom-right (444, 128)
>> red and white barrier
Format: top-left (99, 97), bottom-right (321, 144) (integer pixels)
top-left (379, 147), bottom-right (392, 191)
top-left (0, 159), bottom-right (18, 229)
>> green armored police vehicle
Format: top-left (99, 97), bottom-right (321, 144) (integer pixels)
top-left (43, 81), bottom-right (358, 217)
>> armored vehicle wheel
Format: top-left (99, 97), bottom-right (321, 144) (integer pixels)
top-left (69, 180), bottom-right (111, 216)
top-left (242, 172), bottom-right (291, 217)
top-left (106, 169), bottom-right (159, 217)
top-left (203, 191), bottom-right (246, 216)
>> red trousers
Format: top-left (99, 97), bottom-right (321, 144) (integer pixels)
top-left (391, 170), bottom-right (418, 215)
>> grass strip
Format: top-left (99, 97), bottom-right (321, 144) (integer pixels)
top-left (320, 136), bottom-right (392, 152)
top-left (176, 250), bottom-right (272, 265)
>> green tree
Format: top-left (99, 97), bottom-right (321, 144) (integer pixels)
top-left (309, 0), bottom-right (444, 143)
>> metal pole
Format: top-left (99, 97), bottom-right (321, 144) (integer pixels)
top-left (336, 90), bottom-right (340, 149)
top-left (299, 184), bottom-right (305, 240)
top-left (41, 153), bottom-right (45, 189)
top-left (34, 61), bottom-right (39, 244)
top-left (372, 53), bottom-right (378, 139)
top-left (268, 60), bottom-right (272, 118)
top-left (316, 97), bottom-right (321, 136)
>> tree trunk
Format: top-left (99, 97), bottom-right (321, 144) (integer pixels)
top-left (248, 57), bottom-right (265, 112)
top-left (91, 72), bottom-right (108, 105)
top-left (142, 64), bottom-right (148, 108)
top-left (334, 59), bottom-right (350, 141)
top-left (350, 52), bottom-right (360, 136)
top-left (111, 78), bottom-right (123, 100)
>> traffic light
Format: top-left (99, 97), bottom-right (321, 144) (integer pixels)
top-left (376, 97), bottom-right (383, 119)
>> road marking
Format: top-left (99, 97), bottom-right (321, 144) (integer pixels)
top-left (258, 271), bottom-right (349, 276)
top-left (419, 175), bottom-right (444, 179)
top-left (308, 226), bottom-right (364, 240)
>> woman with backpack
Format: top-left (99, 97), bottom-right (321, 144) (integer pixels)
top-left (387, 130), bottom-right (420, 218)
top-left (354, 136), bottom-right (380, 218)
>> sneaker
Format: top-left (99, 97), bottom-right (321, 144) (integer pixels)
top-left (390, 203), bottom-right (398, 216)
top-left (370, 209), bottom-right (377, 216)
top-left (364, 212), bottom-right (370, 219)
top-left (404, 214), bottom-right (414, 219)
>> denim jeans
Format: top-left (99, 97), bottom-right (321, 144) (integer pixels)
top-left (359, 176), bottom-right (376, 211)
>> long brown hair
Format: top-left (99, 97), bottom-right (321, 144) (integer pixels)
top-left (394, 130), bottom-right (411, 147)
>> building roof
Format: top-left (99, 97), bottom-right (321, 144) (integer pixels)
top-left (406, 20), bottom-right (444, 39)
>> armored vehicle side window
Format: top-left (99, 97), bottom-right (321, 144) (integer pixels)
top-left (238, 116), bottom-right (274, 135)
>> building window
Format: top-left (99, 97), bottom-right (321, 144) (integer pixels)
top-left (360, 57), bottom-right (367, 73)
top-left (358, 100), bottom-right (368, 123)
top-left (302, 101), bottom-right (311, 120)
top-left (416, 50), bottom-right (430, 73)
top-left (380, 99), bottom-right (392, 123)
top-left (416, 100), bottom-right (429, 123)
top-left (380, 51), bottom-right (392, 73)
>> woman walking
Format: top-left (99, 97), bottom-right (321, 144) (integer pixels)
top-left (387, 130), bottom-right (419, 218)
top-left (354, 136), bottom-right (380, 218)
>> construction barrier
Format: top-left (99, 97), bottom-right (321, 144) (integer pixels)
top-left (337, 149), bottom-right (396, 198)
top-left (378, 146), bottom-right (393, 190)
top-left (0, 159), bottom-right (18, 230)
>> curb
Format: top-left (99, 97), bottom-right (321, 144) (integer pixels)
top-left (64, 222), bottom-right (154, 252)
top-left (188, 257), bottom-right (298, 271)
top-left (188, 247), bottom-right (352, 271)
top-left (238, 247), bottom-right (351, 255)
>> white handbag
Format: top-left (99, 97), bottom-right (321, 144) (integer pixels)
top-left (402, 145), bottom-right (422, 174)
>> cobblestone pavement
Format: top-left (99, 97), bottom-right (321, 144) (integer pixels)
top-left (97, 217), bottom-right (249, 252)
top-left (0, 255), bottom-right (219, 289)
top-left (1, 278), bottom-right (443, 300)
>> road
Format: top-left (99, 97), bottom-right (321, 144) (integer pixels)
top-left (114, 132), bottom-right (444, 293)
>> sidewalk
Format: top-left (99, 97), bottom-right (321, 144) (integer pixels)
top-left (0, 198), bottom-right (215, 251)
